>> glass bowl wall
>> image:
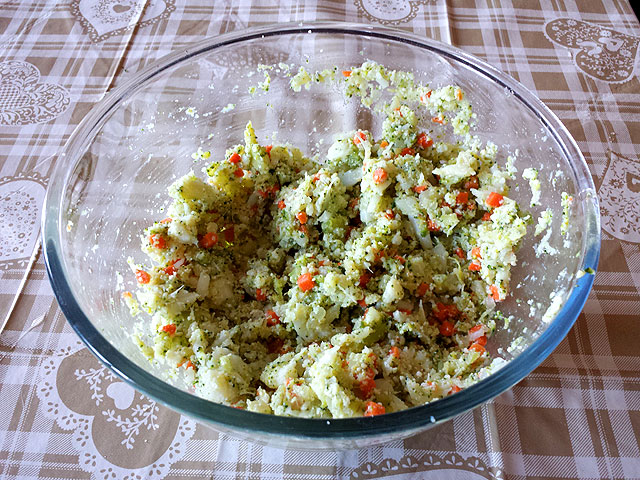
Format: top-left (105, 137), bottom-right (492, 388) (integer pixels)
top-left (43, 23), bottom-right (600, 450)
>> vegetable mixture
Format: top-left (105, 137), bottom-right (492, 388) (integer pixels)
top-left (126, 62), bottom-right (530, 418)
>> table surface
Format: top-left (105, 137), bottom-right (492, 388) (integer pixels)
top-left (1, 1), bottom-right (639, 479)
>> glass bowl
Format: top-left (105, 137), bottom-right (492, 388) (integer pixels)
top-left (43, 22), bottom-right (600, 450)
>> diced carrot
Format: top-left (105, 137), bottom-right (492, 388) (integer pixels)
top-left (297, 273), bottom-right (315, 292)
top-left (364, 401), bottom-right (385, 417)
top-left (416, 132), bottom-right (433, 149)
top-left (482, 212), bottom-right (492, 221)
top-left (177, 359), bottom-right (186, 368)
top-left (394, 254), bottom-right (406, 264)
top-left (456, 89), bottom-right (464, 101)
top-left (122, 291), bottom-right (132, 299)
top-left (257, 185), bottom-right (278, 199)
top-left (278, 200), bottom-right (286, 210)
top-left (224, 226), bottom-right (235, 242)
top-left (233, 168), bottom-right (244, 178)
top-left (185, 360), bottom-right (195, 370)
top-left (359, 272), bottom-right (372, 288)
top-left (384, 210), bottom-right (395, 220)
top-left (450, 384), bottom-right (462, 393)
top-left (471, 247), bottom-right (481, 259)
top-left (420, 90), bottom-right (432, 103)
top-left (439, 320), bottom-right (455, 336)
top-left (353, 131), bottom-right (367, 144)
top-left (390, 346), bottom-right (401, 358)
top-left (161, 324), bottom-right (176, 335)
top-left (469, 324), bottom-right (484, 335)
top-left (413, 185), bottom-right (428, 194)
top-left (416, 282), bottom-right (429, 297)
top-left (163, 258), bottom-right (185, 276)
top-left (469, 342), bottom-right (486, 354)
top-left (355, 367), bottom-right (377, 400)
top-left (266, 310), bottom-right (280, 326)
top-left (163, 264), bottom-right (175, 276)
top-left (340, 354), bottom-right (353, 370)
top-left (432, 116), bottom-right (444, 124)
top-left (380, 140), bottom-right (389, 148)
top-left (256, 288), bottom-right (267, 301)
top-left (356, 377), bottom-right (376, 400)
top-left (135, 270), bottom-right (150, 284)
top-left (342, 70), bottom-right (351, 77)
top-left (265, 145), bottom-right (272, 155)
top-left (468, 325), bottom-right (488, 345)
top-left (486, 192), bottom-right (504, 208)
top-left (490, 284), bottom-right (501, 301)
top-left (455, 247), bottom-right (465, 259)
top-left (401, 147), bottom-right (415, 156)
top-left (198, 232), bottom-right (218, 249)
top-left (160, 217), bottom-right (172, 224)
top-left (296, 211), bottom-right (308, 224)
top-left (357, 298), bottom-right (367, 308)
top-left (149, 234), bottom-right (166, 249)
top-left (228, 153), bottom-right (241, 164)
top-left (428, 219), bottom-right (440, 232)
top-left (456, 192), bottom-right (469, 204)
top-left (373, 167), bottom-right (388, 185)
top-left (433, 302), bottom-right (459, 321)
top-left (464, 176), bottom-right (479, 190)
top-left (469, 261), bottom-right (481, 272)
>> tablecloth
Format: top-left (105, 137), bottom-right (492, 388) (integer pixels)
top-left (1, 1), bottom-right (639, 479)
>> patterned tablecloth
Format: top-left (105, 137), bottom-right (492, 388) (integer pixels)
top-left (1, 1), bottom-right (639, 479)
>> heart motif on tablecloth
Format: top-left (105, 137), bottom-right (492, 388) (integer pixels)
top-left (36, 345), bottom-right (195, 478)
top-left (598, 151), bottom-right (640, 243)
top-left (0, 61), bottom-right (70, 125)
top-left (354, 0), bottom-right (434, 26)
top-left (106, 381), bottom-right (135, 410)
top-left (70, 0), bottom-right (176, 43)
top-left (545, 18), bottom-right (640, 83)
top-left (0, 172), bottom-right (47, 270)
top-left (112, 3), bottom-right (131, 14)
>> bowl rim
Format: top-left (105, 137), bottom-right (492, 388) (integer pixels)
top-left (42, 21), bottom-right (601, 441)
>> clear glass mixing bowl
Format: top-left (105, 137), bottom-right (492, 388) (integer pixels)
top-left (43, 23), bottom-right (600, 450)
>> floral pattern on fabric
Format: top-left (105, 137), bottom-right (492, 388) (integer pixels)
top-left (70, 0), bottom-right (176, 43)
top-left (599, 151), bottom-right (640, 243)
top-left (354, 0), bottom-right (433, 25)
top-left (36, 345), bottom-right (196, 478)
top-left (0, 61), bottom-right (70, 125)
top-left (545, 18), bottom-right (640, 83)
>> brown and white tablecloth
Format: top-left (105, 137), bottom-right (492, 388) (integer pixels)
top-left (1, 1), bottom-right (639, 479)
